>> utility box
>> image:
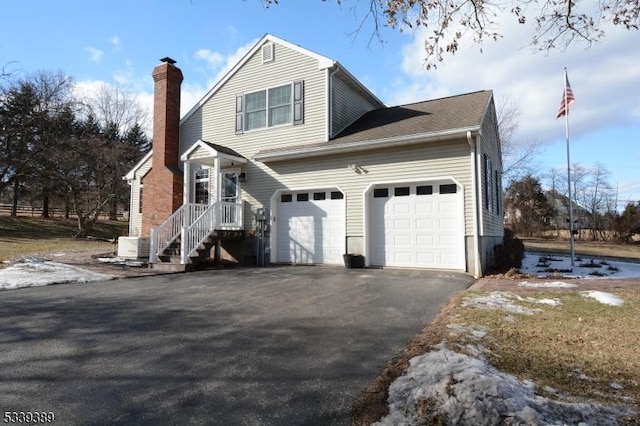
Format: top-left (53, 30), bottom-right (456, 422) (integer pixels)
top-left (117, 237), bottom-right (150, 259)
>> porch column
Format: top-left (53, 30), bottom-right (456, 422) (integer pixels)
top-left (213, 156), bottom-right (221, 203)
top-left (183, 160), bottom-right (191, 204)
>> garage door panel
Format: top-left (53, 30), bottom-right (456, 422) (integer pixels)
top-left (393, 203), bottom-right (411, 214)
top-left (393, 219), bottom-right (411, 230)
top-left (393, 251), bottom-right (413, 263)
top-left (393, 234), bottom-right (412, 246)
top-left (416, 252), bottom-right (436, 264)
top-left (416, 235), bottom-right (435, 246)
top-left (415, 201), bottom-right (434, 214)
top-left (416, 218), bottom-right (434, 230)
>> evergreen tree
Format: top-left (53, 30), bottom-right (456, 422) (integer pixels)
top-left (504, 175), bottom-right (554, 237)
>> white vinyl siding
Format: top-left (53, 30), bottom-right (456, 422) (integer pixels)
top-left (331, 72), bottom-right (379, 137)
top-left (242, 139), bottom-right (473, 238)
top-left (479, 99), bottom-right (504, 236)
top-left (128, 156), bottom-right (152, 237)
top-left (180, 42), bottom-right (327, 157)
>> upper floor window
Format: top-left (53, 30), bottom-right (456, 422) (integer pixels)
top-left (236, 81), bottom-right (304, 134)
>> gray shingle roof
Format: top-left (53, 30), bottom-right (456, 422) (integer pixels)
top-left (254, 90), bottom-right (493, 160)
top-left (201, 140), bottom-right (245, 159)
top-left (331, 90), bottom-right (492, 144)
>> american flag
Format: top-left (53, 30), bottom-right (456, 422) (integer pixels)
top-left (556, 71), bottom-right (575, 119)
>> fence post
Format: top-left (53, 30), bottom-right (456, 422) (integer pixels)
top-left (149, 227), bottom-right (158, 264)
top-left (180, 226), bottom-right (188, 264)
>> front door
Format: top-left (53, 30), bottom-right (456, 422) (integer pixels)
top-left (221, 169), bottom-right (240, 203)
top-left (220, 169), bottom-right (241, 227)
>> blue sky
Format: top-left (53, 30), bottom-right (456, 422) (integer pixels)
top-left (2, 0), bottom-right (639, 207)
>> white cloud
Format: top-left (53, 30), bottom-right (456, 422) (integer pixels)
top-left (195, 48), bottom-right (224, 70)
top-left (85, 46), bottom-right (104, 63)
top-left (109, 35), bottom-right (121, 50)
top-left (182, 39), bottom-right (259, 117)
top-left (393, 15), bottom-right (640, 146)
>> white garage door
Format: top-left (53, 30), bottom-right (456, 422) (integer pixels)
top-left (369, 182), bottom-right (464, 269)
top-left (276, 190), bottom-right (345, 264)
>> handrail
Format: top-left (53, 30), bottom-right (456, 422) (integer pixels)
top-left (219, 201), bottom-right (244, 229)
top-left (181, 203), bottom-right (217, 263)
top-left (151, 202), bottom-right (243, 264)
top-left (150, 203), bottom-right (208, 262)
top-left (182, 202), bottom-right (243, 263)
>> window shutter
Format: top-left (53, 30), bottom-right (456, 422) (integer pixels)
top-left (235, 95), bottom-right (243, 134)
top-left (293, 80), bottom-right (304, 125)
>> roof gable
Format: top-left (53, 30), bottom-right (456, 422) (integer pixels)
top-left (180, 34), bottom-right (336, 125)
top-left (124, 150), bottom-right (152, 181)
top-left (181, 139), bottom-right (246, 163)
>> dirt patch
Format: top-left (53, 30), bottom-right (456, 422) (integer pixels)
top-left (34, 249), bottom-right (167, 279)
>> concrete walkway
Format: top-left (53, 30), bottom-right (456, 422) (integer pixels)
top-left (0, 266), bottom-right (473, 425)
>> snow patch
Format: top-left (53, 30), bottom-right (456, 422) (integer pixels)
top-left (518, 281), bottom-right (578, 288)
top-left (0, 258), bottom-right (112, 290)
top-left (374, 344), bottom-right (633, 426)
top-left (580, 291), bottom-right (624, 306)
top-left (520, 253), bottom-right (640, 279)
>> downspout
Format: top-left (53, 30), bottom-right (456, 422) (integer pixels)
top-left (467, 131), bottom-right (482, 278)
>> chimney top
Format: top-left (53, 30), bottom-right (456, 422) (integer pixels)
top-left (160, 57), bottom-right (177, 65)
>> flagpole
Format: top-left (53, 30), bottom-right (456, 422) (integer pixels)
top-left (563, 67), bottom-right (576, 268)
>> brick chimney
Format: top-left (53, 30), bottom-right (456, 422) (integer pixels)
top-left (141, 57), bottom-right (184, 236)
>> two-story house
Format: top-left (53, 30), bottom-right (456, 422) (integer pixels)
top-left (123, 34), bottom-right (504, 277)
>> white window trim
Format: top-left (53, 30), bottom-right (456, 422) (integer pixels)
top-left (220, 168), bottom-right (242, 204)
top-left (193, 167), bottom-right (210, 205)
top-left (242, 83), bottom-right (293, 132)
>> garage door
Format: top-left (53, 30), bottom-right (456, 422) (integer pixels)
top-left (369, 182), bottom-right (464, 269)
top-left (276, 189), bottom-right (345, 264)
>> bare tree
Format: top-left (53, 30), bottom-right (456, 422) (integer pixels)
top-left (543, 166), bottom-right (564, 237)
top-left (83, 84), bottom-right (150, 136)
top-left (77, 84), bottom-right (149, 220)
top-left (579, 162), bottom-right (614, 240)
top-left (497, 95), bottom-right (541, 184)
top-left (265, 0), bottom-right (640, 68)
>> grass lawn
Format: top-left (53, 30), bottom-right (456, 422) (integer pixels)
top-left (0, 216), bottom-right (128, 263)
top-left (449, 290), bottom-right (640, 408)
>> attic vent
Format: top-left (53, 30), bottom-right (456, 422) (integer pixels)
top-left (262, 43), bottom-right (274, 63)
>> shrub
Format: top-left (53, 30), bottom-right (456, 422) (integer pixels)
top-left (492, 228), bottom-right (525, 273)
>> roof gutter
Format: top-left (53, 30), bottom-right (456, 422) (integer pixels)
top-left (255, 126), bottom-right (481, 162)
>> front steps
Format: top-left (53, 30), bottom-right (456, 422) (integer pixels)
top-left (151, 230), bottom-right (245, 272)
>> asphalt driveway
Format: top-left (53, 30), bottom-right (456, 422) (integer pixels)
top-left (0, 266), bottom-right (473, 425)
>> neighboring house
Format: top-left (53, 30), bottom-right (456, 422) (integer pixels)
top-left (124, 34), bottom-right (503, 277)
top-left (545, 190), bottom-right (592, 230)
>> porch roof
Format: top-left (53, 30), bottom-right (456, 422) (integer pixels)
top-left (181, 139), bottom-right (247, 165)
